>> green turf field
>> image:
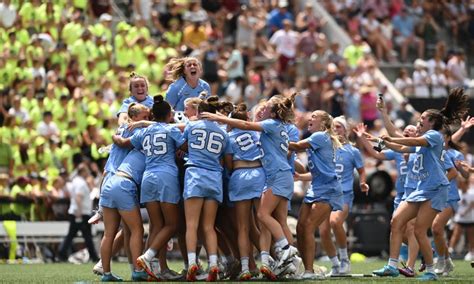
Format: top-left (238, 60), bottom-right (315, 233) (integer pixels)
top-left (0, 260), bottom-right (472, 282)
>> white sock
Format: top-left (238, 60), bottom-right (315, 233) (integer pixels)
top-left (388, 258), bottom-right (399, 269)
top-left (330, 256), bottom-right (340, 267)
top-left (129, 263), bottom-right (134, 273)
top-left (275, 237), bottom-right (289, 250)
top-left (426, 263), bottom-right (435, 273)
top-left (261, 251), bottom-right (270, 266)
top-left (209, 254), bottom-right (218, 267)
top-left (338, 247), bottom-right (348, 260)
top-left (143, 248), bottom-right (157, 261)
top-left (188, 252), bottom-right (196, 266)
top-left (241, 257), bottom-right (249, 272)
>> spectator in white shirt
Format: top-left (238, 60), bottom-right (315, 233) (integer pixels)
top-left (58, 164), bottom-right (99, 262)
top-left (430, 66), bottom-right (448, 98)
top-left (427, 47), bottom-right (447, 75)
top-left (394, 68), bottom-right (414, 97)
top-left (413, 59), bottom-right (430, 98)
top-left (270, 19), bottom-right (299, 80)
top-left (37, 111), bottom-right (60, 140)
top-left (0, 0), bottom-right (17, 28)
top-left (447, 50), bottom-right (468, 88)
top-left (224, 45), bottom-right (245, 80)
top-left (8, 96), bottom-right (29, 124)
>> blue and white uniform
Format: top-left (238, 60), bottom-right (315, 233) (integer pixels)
top-left (259, 119), bottom-right (293, 200)
top-left (130, 123), bottom-right (185, 204)
top-left (183, 120), bottom-right (228, 202)
top-left (102, 125), bottom-right (141, 188)
top-left (117, 95), bottom-right (154, 116)
top-left (383, 150), bottom-right (408, 209)
top-left (303, 131), bottom-right (343, 210)
top-left (166, 77), bottom-right (211, 111)
top-left (100, 150), bottom-right (146, 211)
top-left (406, 130), bottom-right (450, 211)
top-left (335, 143), bottom-right (364, 211)
top-left (445, 149), bottom-right (463, 212)
top-left (227, 129), bottom-right (265, 202)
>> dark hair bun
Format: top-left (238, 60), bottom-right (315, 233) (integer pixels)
top-left (154, 95), bottom-right (164, 103)
top-left (207, 96), bottom-right (219, 104)
top-left (235, 103), bottom-right (247, 112)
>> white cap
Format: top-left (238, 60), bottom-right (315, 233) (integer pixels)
top-left (414, 58), bottom-right (427, 69)
top-left (278, 0), bottom-right (288, 8)
top-left (99, 13), bottom-right (113, 22)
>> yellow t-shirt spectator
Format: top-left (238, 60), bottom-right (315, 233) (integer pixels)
top-left (183, 24), bottom-right (207, 49)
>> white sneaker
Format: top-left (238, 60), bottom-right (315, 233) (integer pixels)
top-left (195, 271), bottom-right (209, 281)
top-left (300, 271), bottom-right (326, 280)
top-left (327, 265), bottom-right (341, 276)
top-left (292, 255), bottom-right (305, 278)
top-left (276, 262), bottom-right (296, 278)
top-left (464, 252), bottom-right (473, 261)
top-left (434, 260), bottom-right (445, 275)
top-left (92, 260), bottom-right (104, 275)
top-left (443, 258), bottom-right (455, 276)
top-left (339, 258), bottom-right (351, 274)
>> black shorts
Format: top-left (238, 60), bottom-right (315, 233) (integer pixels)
top-left (457, 222), bottom-right (474, 228)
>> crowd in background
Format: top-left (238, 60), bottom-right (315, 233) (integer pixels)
top-left (0, 0), bottom-right (472, 241)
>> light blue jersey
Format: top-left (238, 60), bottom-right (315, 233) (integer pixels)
top-left (117, 149), bottom-right (146, 185)
top-left (304, 131), bottom-right (342, 210)
top-left (335, 143), bottom-right (364, 193)
top-left (384, 150), bottom-right (408, 195)
top-left (306, 132), bottom-right (340, 192)
top-left (286, 124), bottom-right (299, 174)
top-left (117, 95), bottom-right (154, 116)
top-left (104, 125), bottom-right (142, 174)
top-left (130, 123), bottom-right (185, 176)
top-left (166, 77), bottom-right (211, 111)
top-left (413, 130), bottom-right (450, 189)
top-left (445, 149), bottom-right (462, 202)
top-left (184, 120), bottom-right (228, 171)
top-left (406, 130), bottom-right (449, 211)
top-left (259, 119), bottom-right (291, 176)
top-left (227, 129), bottom-right (262, 161)
top-left (227, 128), bottom-right (265, 202)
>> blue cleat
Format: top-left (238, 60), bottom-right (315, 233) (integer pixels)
top-left (131, 270), bottom-right (150, 281)
top-left (101, 273), bottom-right (123, 282)
top-left (417, 272), bottom-right (438, 281)
top-left (373, 265), bottom-right (400, 277)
